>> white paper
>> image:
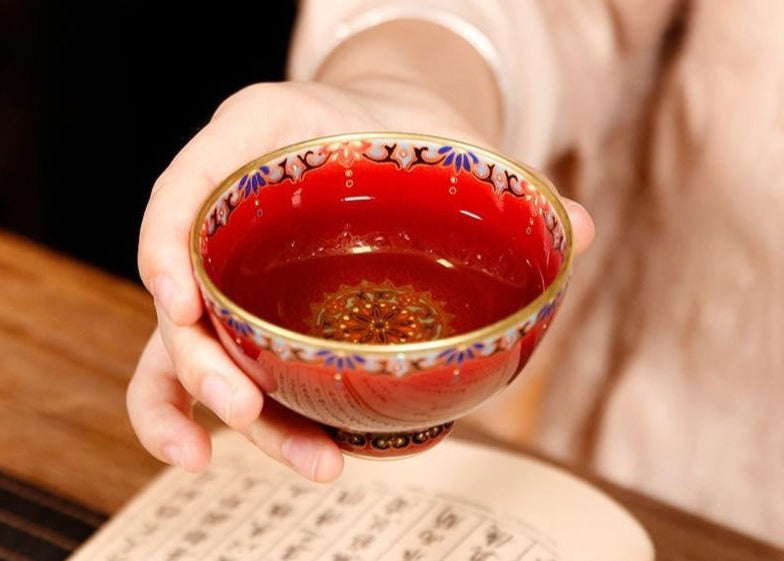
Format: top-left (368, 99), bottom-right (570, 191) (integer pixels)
top-left (69, 430), bottom-right (654, 561)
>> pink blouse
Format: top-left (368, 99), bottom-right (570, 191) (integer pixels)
top-left (289, 0), bottom-right (784, 545)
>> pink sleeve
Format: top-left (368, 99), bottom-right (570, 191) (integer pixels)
top-left (288, 0), bottom-right (680, 166)
top-left (287, 0), bottom-right (560, 166)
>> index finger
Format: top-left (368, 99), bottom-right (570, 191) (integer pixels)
top-left (138, 83), bottom-right (315, 325)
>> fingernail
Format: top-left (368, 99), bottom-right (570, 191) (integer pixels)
top-left (163, 444), bottom-right (183, 467)
top-left (153, 274), bottom-right (175, 317)
top-left (203, 375), bottom-right (233, 424)
top-left (282, 436), bottom-right (322, 480)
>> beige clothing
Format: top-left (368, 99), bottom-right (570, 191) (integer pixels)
top-left (290, 0), bottom-right (784, 545)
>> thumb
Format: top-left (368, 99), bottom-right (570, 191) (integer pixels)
top-left (562, 197), bottom-right (595, 257)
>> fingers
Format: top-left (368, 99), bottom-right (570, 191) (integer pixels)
top-left (127, 329), bottom-right (212, 472)
top-left (155, 307), bottom-right (264, 430)
top-left (137, 84), bottom-right (291, 326)
top-left (153, 308), bottom-right (343, 480)
top-left (562, 197), bottom-right (595, 257)
top-left (137, 120), bottom-right (249, 327)
top-left (128, 327), bottom-right (344, 481)
top-left (240, 400), bottom-right (345, 483)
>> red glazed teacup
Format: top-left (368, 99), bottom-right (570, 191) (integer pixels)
top-left (191, 133), bottom-right (572, 458)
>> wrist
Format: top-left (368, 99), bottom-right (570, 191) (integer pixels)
top-left (314, 20), bottom-right (504, 147)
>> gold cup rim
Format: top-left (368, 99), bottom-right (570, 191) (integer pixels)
top-left (190, 132), bottom-right (573, 356)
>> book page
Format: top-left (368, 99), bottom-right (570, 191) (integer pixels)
top-left (69, 430), bottom-right (654, 561)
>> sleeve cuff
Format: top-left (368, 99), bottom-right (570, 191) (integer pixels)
top-left (287, 0), bottom-right (559, 165)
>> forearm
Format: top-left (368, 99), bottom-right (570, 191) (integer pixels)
top-left (314, 19), bottom-right (504, 147)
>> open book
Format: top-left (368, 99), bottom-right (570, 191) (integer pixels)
top-left (68, 430), bottom-right (654, 561)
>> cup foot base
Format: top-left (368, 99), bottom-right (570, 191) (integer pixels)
top-left (323, 422), bottom-right (454, 459)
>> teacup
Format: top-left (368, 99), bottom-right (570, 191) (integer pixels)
top-left (191, 133), bottom-right (571, 458)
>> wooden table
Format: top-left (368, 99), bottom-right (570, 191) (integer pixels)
top-left (0, 231), bottom-right (781, 561)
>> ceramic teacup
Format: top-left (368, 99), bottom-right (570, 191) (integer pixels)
top-left (191, 133), bottom-right (572, 458)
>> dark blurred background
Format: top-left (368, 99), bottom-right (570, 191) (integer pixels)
top-left (1, 1), bottom-right (297, 282)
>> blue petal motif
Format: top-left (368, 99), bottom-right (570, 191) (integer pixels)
top-left (240, 168), bottom-right (269, 197)
top-left (226, 316), bottom-right (251, 336)
top-left (437, 345), bottom-right (483, 366)
top-left (439, 148), bottom-right (474, 173)
top-left (315, 350), bottom-right (364, 371)
top-left (537, 302), bottom-right (554, 320)
top-left (437, 349), bottom-right (454, 359)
